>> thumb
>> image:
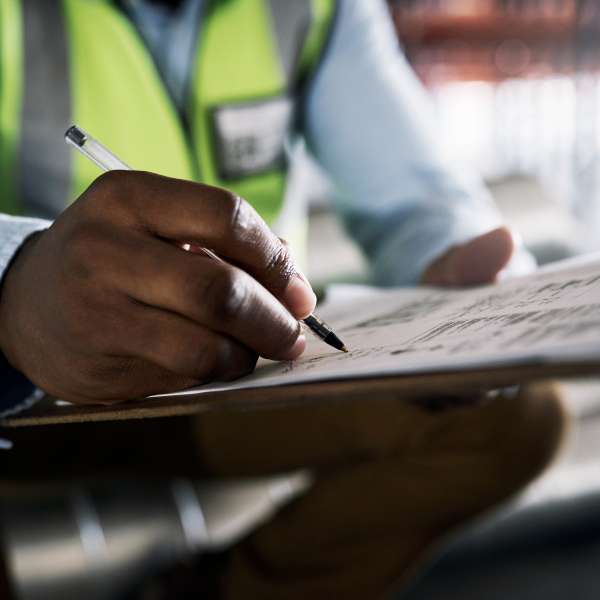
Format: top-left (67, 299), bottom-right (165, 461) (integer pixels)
top-left (421, 227), bottom-right (515, 287)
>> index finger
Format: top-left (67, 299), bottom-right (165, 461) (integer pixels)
top-left (100, 171), bottom-right (317, 319)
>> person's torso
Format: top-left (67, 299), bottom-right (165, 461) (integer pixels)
top-left (0, 0), bottom-right (336, 234)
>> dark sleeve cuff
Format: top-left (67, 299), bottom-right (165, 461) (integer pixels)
top-left (0, 353), bottom-right (40, 417)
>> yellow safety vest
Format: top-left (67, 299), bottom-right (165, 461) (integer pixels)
top-left (0, 0), bottom-right (336, 235)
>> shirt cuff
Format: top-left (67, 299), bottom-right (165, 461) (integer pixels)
top-left (0, 216), bottom-right (50, 417)
top-left (369, 205), bottom-right (495, 286)
top-left (0, 215), bottom-right (51, 282)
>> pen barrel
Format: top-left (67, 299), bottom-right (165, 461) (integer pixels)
top-left (65, 125), bottom-right (131, 172)
top-left (303, 314), bottom-right (333, 340)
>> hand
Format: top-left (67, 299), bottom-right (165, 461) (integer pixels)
top-left (0, 171), bottom-right (316, 404)
top-left (421, 226), bottom-right (515, 286)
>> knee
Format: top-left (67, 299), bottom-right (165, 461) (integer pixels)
top-left (495, 381), bottom-right (569, 486)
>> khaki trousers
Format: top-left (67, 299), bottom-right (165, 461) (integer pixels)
top-left (1, 382), bottom-right (567, 599)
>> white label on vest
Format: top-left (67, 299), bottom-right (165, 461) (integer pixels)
top-left (213, 97), bottom-right (294, 180)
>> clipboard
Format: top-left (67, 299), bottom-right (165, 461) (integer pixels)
top-left (3, 359), bottom-right (598, 428)
top-left (5, 254), bottom-right (600, 429)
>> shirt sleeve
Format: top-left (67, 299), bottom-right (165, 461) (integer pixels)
top-left (304, 0), bottom-right (535, 286)
top-left (0, 214), bottom-right (51, 280)
top-left (0, 214), bottom-right (51, 415)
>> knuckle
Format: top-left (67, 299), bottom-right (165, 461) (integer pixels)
top-left (219, 190), bottom-right (249, 236)
top-left (264, 244), bottom-right (295, 289)
top-left (204, 268), bottom-right (247, 323)
top-left (88, 170), bottom-right (128, 200)
top-left (86, 170), bottom-right (141, 215)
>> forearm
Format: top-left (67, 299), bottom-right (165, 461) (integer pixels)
top-left (352, 180), bottom-right (536, 286)
top-left (361, 197), bottom-right (499, 287)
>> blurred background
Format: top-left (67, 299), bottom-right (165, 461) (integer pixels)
top-left (308, 0), bottom-right (600, 286)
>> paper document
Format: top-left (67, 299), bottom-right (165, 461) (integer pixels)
top-left (163, 254), bottom-right (600, 397)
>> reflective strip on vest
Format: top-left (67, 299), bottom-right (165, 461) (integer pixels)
top-left (19, 0), bottom-right (71, 218)
top-left (267, 0), bottom-right (312, 87)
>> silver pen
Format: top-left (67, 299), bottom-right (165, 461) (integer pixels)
top-left (65, 125), bottom-right (348, 353)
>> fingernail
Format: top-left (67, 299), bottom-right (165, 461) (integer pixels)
top-left (283, 275), bottom-right (317, 319)
top-left (281, 334), bottom-right (306, 361)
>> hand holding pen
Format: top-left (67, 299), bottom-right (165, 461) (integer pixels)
top-left (0, 126), bottom-right (349, 406)
top-left (65, 125), bottom-right (347, 353)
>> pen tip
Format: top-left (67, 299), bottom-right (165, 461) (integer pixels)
top-left (341, 345), bottom-right (349, 353)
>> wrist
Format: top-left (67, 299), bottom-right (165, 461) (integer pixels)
top-left (0, 231), bottom-right (43, 364)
